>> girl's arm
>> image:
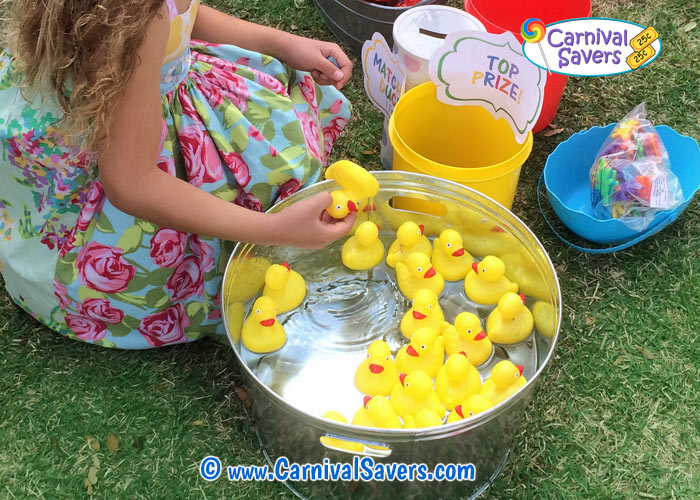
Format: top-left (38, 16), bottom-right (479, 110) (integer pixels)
top-left (191, 5), bottom-right (352, 89)
top-left (98, 8), bottom-right (354, 249)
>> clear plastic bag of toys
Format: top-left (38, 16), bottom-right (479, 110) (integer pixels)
top-left (590, 103), bottom-right (683, 230)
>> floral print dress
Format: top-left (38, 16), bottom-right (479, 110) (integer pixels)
top-left (0, 0), bottom-right (350, 348)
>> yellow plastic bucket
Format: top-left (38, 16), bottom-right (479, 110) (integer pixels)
top-left (388, 82), bottom-right (533, 209)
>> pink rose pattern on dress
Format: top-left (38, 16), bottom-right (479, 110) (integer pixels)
top-left (65, 314), bottom-right (107, 341)
top-left (190, 234), bottom-right (215, 272)
top-left (54, 279), bottom-right (72, 310)
top-left (76, 181), bottom-right (105, 232)
top-left (297, 111), bottom-right (322, 161)
top-left (234, 189), bottom-right (263, 212)
top-left (150, 228), bottom-right (188, 268)
top-left (79, 298), bottom-right (125, 324)
top-left (138, 303), bottom-right (189, 347)
top-left (34, 41), bottom-right (350, 348)
top-left (278, 178), bottom-right (301, 200)
top-left (322, 117), bottom-right (349, 164)
top-left (178, 124), bottom-right (223, 187)
top-left (165, 255), bottom-right (204, 301)
top-left (76, 242), bottom-right (136, 293)
top-left (222, 152), bottom-right (251, 188)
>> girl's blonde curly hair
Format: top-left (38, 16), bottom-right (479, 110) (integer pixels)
top-left (1, 0), bottom-right (165, 151)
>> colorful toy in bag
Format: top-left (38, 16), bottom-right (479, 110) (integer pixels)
top-left (590, 103), bottom-right (683, 230)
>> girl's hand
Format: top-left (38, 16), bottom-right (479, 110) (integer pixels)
top-left (280, 35), bottom-right (353, 89)
top-left (272, 192), bottom-right (356, 249)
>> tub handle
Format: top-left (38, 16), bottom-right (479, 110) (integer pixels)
top-left (319, 434), bottom-right (392, 457)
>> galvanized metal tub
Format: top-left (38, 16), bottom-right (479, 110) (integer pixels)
top-left (223, 171), bottom-right (561, 499)
top-left (312, 0), bottom-right (446, 55)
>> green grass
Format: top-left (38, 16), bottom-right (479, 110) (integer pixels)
top-left (2, 0), bottom-right (700, 498)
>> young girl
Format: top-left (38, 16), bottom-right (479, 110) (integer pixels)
top-left (0, 0), bottom-right (356, 348)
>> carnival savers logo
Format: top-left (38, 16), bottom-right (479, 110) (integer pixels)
top-left (522, 18), bottom-right (661, 77)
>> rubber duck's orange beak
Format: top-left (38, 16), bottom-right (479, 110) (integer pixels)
top-left (472, 262), bottom-right (479, 273)
top-left (455, 405), bottom-right (464, 419)
top-left (452, 248), bottom-right (465, 257)
top-left (369, 363), bottom-right (384, 374)
top-left (363, 396), bottom-right (371, 407)
top-left (474, 331), bottom-right (486, 341)
top-left (406, 345), bottom-right (419, 357)
top-left (516, 364), bottom-right (524, 376)
top-left (519, 293), bottom-right (526, 304)
top-left (458, 351), bottom-right (468, 358)
top-left (412, 310), bottom-right (426, 320)
top-left (418, 224), bottom-right (424, 234)
top-left (399, 373), bottom-right (407, 386)
top-left (260, 318), bottom-right (275, 327)
top-left (347, 200), bottom-right (358, 212)
top-left (281, 261), bottom-right (290, 271)
top-left (423, 268), bottom-right (436, 278)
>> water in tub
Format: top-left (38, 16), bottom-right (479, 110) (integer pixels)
top-left (237, 233), bottom-right (552, 422)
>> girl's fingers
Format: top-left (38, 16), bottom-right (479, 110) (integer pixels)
top-left (324, 44), bottom-right (353, 88)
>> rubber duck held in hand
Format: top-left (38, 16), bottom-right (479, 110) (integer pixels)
top-left (447, 394), bottom-right (493, 423)
top-left (395, 327), bottom-right (445, 378)
top-left (241, 296), bottom-right (286, 353)
top-left (400, 289), bottom-right (445, 339)
top-left (396, 252), bottom-right (444, 300)
top-left (325, 160), bottom-right (379, 218)
top-left (320, 411), bottom-right (363, 452)
top-left (354, 340), bottom-right (400, 397)
top-left (464, 255), bottom-right (518, 305)
top-left (486, 292), bottom-right (534, 344)
top-left (352, 396), bottom-right (402, 429)
top-left (480, 360), bottom-right (527, 405)
top-left (342, 221), bottom-right (385, 271)
top-left (262, 262), bottom-right (306, 314)
top-left (386, 221), bottom-right (432, 268)
top-left (435, 353), bottom-right (482, 410)
top-left (442, 312), bottom-right (493, 366)
top-left (431, 229), bottom-right (474, 281)
top-left (390, 370), bottom-right (445, 420)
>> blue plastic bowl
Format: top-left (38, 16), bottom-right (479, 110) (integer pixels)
top-left (544, 124), bottom-right (700, 244)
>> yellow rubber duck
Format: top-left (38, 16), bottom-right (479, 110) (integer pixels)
top-left (500, 250), bottom-right (551, 301)
top-left (389, 370), bottom-right (445, 420)
top-left (320, 411), bottom-right (363, 452)
top-left (480, 360), bottom-right (527, 405)
top-left (241, 296), bottom-right (286, 353)
top-left (325, 160), bottom-right (379, 218)
top-left (447, 394), bottom-right (493, 423)
top-left (403, 408), bottom-right (444, 429)
top-left (464, 255), bottom-right (518, 305)
top-left (486, 292), bottom-right (534, 344)
top-left (351, 396), bottom-right (402, 429)
top-left (442, 312), bottom-right (493, 366)
top-left (386, 221), bottom-right (432, 268)
top-left (395, 327), bottom-right (445, 378)
top-left (342, 221), bottom-right (385, 271)
top-left (262, 262), bottom-right (306, 314)
top-left (354, 340), bottom-right (399, 397)
top-left (327, 190), bottom-right (359, 219)
top-left (532, 301), bottom-right (557, 338)
top-left (396, 252), bottom-right (444, 300)
top-left (400, 289), bottom-right (445, 339)
top-left (431, 229), bottom-right (474, 281)
top-left (434, 353), bottom-right (482, 410)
